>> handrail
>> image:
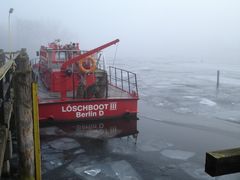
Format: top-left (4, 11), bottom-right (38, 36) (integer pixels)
top-left (108, 66), bottom-right (138, 97)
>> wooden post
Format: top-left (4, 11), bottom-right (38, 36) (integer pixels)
top-left (32, 83), bottom-right (41, 180)
top-left (205, 147), bottom-right (240, 176)
top-left (14, 49), bottom-right (35, 180)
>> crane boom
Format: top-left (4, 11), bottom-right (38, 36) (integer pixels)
top-left (61, 39), bottom-right (119, 70)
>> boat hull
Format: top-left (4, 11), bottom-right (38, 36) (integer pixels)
top-left (39, 98), bottom-right (138, 121)
top-left (39, 98), bottom-right (138, 138)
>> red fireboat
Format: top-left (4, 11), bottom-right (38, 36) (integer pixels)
top-left (35, 39), bottom-right (139, 138)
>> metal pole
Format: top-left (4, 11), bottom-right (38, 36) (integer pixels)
top-left (128, 72), bottom-right (130, 93)
top-left (8, 13), bottom-right (10, 55)
top-left (8, 8), bottom-right (14, 59)
top-left (72, 72), bottom-right (75, 99)
top-left (216, 70), bottom-right (220, 89)
top-left (134, 73), bottom-right (138, 96)
top-left (109, 66), bottom-right (111, 84)
top-left (121, 69), bottom-right (123, 90)
top-left (115, 67), bottom-right (117, 86)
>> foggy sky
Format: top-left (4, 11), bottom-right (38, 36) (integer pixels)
top-left (1, 0), bottom-right (240, 62)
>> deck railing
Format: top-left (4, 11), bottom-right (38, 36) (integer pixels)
top-left (108, 66), bottom-right (138, 97)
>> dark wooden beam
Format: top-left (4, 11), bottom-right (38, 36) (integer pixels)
top-left (0, 127), bottom-right (8, 176)
top-left (205, 147), bottom-right (240, 176)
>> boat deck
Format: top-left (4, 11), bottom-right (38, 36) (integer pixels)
top-left (38, 78), bottom-right (133, 102)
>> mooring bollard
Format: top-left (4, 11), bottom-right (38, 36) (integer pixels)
top-left (216, 70), bottom-right (220, 89)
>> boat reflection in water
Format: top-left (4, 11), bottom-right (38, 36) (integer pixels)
top-left (40, 116), bottom-right (139, 140)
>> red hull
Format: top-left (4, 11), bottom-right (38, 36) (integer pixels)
top-left (39, 98), bottom-right (138, 138)
top-left (39, 98), bottom-right (138, 121)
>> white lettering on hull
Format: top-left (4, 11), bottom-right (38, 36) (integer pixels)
top-left (62, 104), bottom-right (109, 112)
top-left (76, 111), bottom-right (97, 118)
top-left (61, 102), bottom-right (118, 119)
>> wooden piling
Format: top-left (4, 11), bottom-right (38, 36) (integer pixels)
top-left (14, 49), bottom-right (35, 180)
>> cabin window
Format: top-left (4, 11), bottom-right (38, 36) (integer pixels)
top-left (56, 51), bottom-right (66, 61)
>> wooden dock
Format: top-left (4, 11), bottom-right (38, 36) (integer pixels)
top-left (0, 51), bottom-right (15, 176)
top-left (0, 50), bottom-right (41, 180)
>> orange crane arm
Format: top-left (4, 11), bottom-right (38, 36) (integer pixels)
top-left (61, 39), bottom-right (119, 71)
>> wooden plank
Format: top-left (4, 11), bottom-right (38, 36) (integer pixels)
top-left (0, 127), bottom-right (8, 177)
top-left (0, 60), bottom-right (14, 81)
top-left (205, 147), bottom-right (240, 176)
top-left (0, 50), bottom-right (5, 67)
top-left (0, 79), bottom-right (4, 124)
top-left (4, 51), bottom-right (20, 61)
top-left (4, 101), bottom-right (13, 129)
top-left (32, 83), bottom-right (41, 180)
top-left (4, 131), bottom-right (12, 161)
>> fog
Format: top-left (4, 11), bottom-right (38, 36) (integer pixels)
top-left (2, 1), bottom-right (240, 179)
top-left (1, 0), bottom-right (240, 62)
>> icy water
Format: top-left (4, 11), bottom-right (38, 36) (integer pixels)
top-left (41, 58), bottom-right (240, 179)
top-left (123, 57), bottom-right (240, 124)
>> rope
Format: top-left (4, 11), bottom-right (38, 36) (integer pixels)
top-left (112, 43), bottom-right (118, 67)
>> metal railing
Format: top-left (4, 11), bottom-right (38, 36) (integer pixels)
top-left (108, 66), bottom-right (138, 97)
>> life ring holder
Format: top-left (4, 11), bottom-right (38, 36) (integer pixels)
top-left (79, 56), bottom-right (96, 73)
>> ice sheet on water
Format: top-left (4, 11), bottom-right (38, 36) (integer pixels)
top-left (68, 158), bottom-right (142, 180)
top-left (67, 155), bottom-right (91, 171)
top-left (108, 139), bottom-right (137, 155)
top-left (174, 107), bottom-right (192, 114)
top-left (41, 142), bottom-right (81, 174)
top-left (180, 162), bottom-right (213, 180)
top-left (179, 162), bottom-right (240, 180)
top-left (160, 149), bottom-right (195, 160)
top-left (111, 160), bottom-right (142, 180)
top-left (84, 169), bottom-right (101, 176)
top-left (42, 152), bottom-right (65, 174)
top-left (199, 98), bottom-right (216, 106)
top-left (214, 110), bottom-right (240, 123)
top-left (108, 139), bottom-right (173, 155)
top-left (217, 173), bottom-right (240, 180)
top-left (48, 137), bottom-right (80, 151)
top-left (72, 163), bottom-right (115, 179)
top-left (156, 102), bottom-right (164, 107)
top-left (73, 149), bottom-right (86, 155)
top-left (183, 96), bottom-right (197, 99)
top-left (40, 126), bottom-right (66, 136)
top-left (138, 140), bottom-right (173, 152)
